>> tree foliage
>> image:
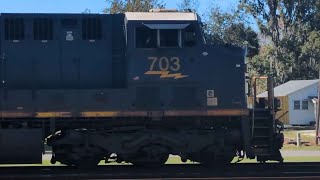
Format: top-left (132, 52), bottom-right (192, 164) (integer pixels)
top-left (177, 0), bottom-right (199, 12)
top-left (239, 0), bottom-right (320, 84)
top-left (205, 7), bottom-right (259, 58)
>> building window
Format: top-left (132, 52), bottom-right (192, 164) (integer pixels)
top-left (82, 18), bottom-right (102, 40)
top-left (294, 100), bottom-right (300, 110)
top-left (184, 27), bottom-right (196, 47)
top-left (302, 100), bottom-right (309, 110)
top-left (4, 18), bottom-right (25, 40)
top-left (33, 18), bottom-right (53, 40)
top-left (135, 27), bottom-right (157, 48)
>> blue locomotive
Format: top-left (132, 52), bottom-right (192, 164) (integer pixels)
top-left (0, 10), bottom-right (283, 167)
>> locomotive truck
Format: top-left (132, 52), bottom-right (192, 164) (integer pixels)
top-left (0, 10), bottom-right (283, 167)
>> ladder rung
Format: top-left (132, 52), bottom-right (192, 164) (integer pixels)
top-left (253, 136), bottom-right (270, 138)
top-left (253, 147), bottom-right (270, 153)
top-left (253, 144), bottom-right (270, 147)
top-left (254, 117), bottom-right (270, 120)
top-left (254, 153), bottom-right (272, 156)
top-left (254, 126), bottom-right (270, 129)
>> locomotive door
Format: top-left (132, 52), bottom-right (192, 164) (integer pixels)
top-left (59, 18), bottom-right (81, 88)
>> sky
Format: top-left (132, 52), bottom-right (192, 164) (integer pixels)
top-left (0, 0), bottom-right (238, 14)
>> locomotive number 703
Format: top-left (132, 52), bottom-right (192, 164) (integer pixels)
top-left (148, 57), bottom-right (180, 72)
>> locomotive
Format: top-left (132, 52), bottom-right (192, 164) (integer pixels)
top-left (0, 10), bottom-right (283, 167)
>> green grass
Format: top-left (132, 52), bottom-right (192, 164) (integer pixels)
top-left (164, 156), bottom-right (320, 164)
top-left (282, 129), bottom-right (320, 150)
top-left (2, 156), bottom-right (320, 167)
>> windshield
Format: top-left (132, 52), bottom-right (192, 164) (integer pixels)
top-left (197, 14), bottom-right (207, 44)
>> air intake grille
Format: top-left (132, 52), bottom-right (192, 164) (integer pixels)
top-left (33, 18), bottom-right (53, 40)
top-left (4, 18), bottom-right (25, 40)
top-left (82, 18), bottom-right (102, 40)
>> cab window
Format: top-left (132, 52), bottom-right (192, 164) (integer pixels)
top-left (159, 29), bottom-right (180, 48)
top-left (184, 27), bottom-right (196, 47)
top-left (135, 27), bottom-right (157, 48)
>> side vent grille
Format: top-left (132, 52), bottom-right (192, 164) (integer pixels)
top-left (4, 18), bottom-right (25, 40)
top-left (82, 18), bottom-right (102, 40)
top-left (33, 18), bottom-right (53, 40)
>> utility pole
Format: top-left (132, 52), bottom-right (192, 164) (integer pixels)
top-left (316, 68), bottom-right (320, 145)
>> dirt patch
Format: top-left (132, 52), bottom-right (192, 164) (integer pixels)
top-left (284, 138), bottom-right (315, 146)
top-left (283, 129), bottom-right (319, 150)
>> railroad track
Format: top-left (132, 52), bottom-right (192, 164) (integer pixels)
top-left (1, 163), bottom-right (320, 179)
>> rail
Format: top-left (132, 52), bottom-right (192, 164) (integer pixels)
top-left (1, 163), bottom-right (320, 179)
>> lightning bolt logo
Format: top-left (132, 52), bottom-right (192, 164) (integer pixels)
top-left (145, 71), bottom-right (189, 79)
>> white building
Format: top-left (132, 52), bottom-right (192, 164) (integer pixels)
top-left (258, 80), bottom-right (318, 125)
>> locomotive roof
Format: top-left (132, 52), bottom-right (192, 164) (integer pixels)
top-left (125, 12), bottom-right (197, 21)
top-left (0, 12), bottom-right (198, 22)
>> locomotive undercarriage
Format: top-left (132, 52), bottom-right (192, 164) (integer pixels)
top-left (46, 118), bottom-right (242, 167)
top-left (0, 114), bottom-right (283, 167)
top-left (47, 128), bottom-right (240, 167)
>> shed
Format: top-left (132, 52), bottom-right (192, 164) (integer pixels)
top-left (257, 79), bottom-right (319, 125)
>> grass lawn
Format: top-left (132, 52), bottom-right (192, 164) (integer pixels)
top-left (1, 156), bottom-right (320, 167)
top-left (282, 129), bottom-right (320, 150)
top-left (164, 156), bottom-right (320, 164)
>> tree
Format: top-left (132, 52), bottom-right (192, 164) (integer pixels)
top-left (239, 0), bottom-right (320, 84)
top-left (82, 8), bottom-right (91, 14)
top-left (104, 0), bottom-right (165, 14)
top-left (177, 0), bottom-right (199, 12)
top-left (299, 31), bottom-right (320, 78)
top-left (204, 7), bottom-right (259, 58)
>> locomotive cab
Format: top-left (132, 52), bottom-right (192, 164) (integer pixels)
top-left (125, 11), bottom-right (248, 113)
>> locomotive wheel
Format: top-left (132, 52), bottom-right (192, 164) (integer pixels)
top-left (130, 144), bottom-right (169, 166)
top-left (198, 145), bottom-right (217, 166)
top-left (199, 144), bottom-right (234, 166)
top-left (216, 140), bottom-right (235, 166)
top-left (257, 156), bottom-right (267, 163)
top-left (52, 144), bottom-right (103, 168)
top-left (71, 145), bottom-right (104, 169)
top-left (214, 147), bottom-right (235, 166)
top-left (51, 145), bottom-right (75, 166)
